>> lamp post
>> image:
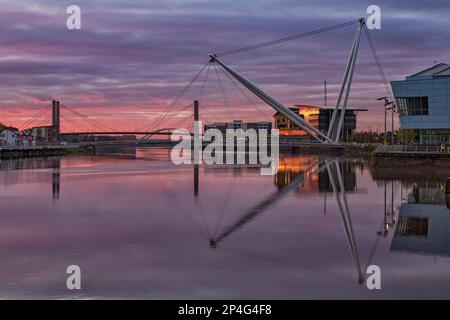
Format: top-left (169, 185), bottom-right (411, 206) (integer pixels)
top-left (387, 104), bottom-right (395, 145)
top-left (377, 97), bottom-right (394, 145)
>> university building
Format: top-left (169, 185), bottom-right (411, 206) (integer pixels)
top-left (273, 104), bottom-right (366, 141)
top-left (391, 63), bottom-right (450, 144)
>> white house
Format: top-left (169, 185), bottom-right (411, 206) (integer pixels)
top-left (0, 129), bottom-right (19, 146)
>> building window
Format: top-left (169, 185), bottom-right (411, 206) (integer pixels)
top-left (396, 216), bottom-right (428, 237)
top-left (396, 96), bottom-right (429, 116)
top-left (258, 123), bottom-right (269, 130)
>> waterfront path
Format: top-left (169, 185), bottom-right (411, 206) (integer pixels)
top-left (374, 144), bottom-right (450, 156)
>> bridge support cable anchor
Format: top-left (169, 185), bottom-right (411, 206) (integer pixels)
top-left (209, 54), bottom-right (331, 143)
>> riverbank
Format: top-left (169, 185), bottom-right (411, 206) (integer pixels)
top-left (0, 145), bottom-right (94, 159)
top-left (3, 141), bottom-right (450, 167)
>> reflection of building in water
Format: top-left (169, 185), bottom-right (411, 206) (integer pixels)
top-left (318, 161), bottom-right (356, 193)
top-left (275, 156), bottom-right (356, 193)
top-left (275, 156), bottom-right (318, 191)
top-left (391, 184), bottom-right (450, 257)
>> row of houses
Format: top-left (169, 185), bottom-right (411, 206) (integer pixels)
top-left (0, 127), bottom-right (36, 147)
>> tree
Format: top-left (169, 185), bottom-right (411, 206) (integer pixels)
top-left (396, 129), bottom-right (417, 144)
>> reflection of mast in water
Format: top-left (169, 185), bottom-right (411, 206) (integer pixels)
top-left (194, 163), bottom-right (199, 198)
top-left (52, 158), bottom-right (60, 200)
top-left (378, 180), bottom-right (396, 236)
top-left (209, 159), bottom-right (320, 248)
top-left (326, 160), bottom-right (363, 284)
top-left (193, 158), bottom-right (364, 284)
top-left (445, 175), bottom-right (450, 209)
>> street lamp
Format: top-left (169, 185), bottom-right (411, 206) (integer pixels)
top-left (387, 105), bottom-right (395, 145)
top-left (377, 97), bottom-right (395, 145)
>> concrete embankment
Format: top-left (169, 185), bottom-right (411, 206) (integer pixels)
top-left (371, 155), bottom-right (450, 169)
top-left (370, 144), bottom-right (450, 168)
top-left (280, 143), bottom-right (345, 154)
top-left (277, 142), bottom-right (377, 156)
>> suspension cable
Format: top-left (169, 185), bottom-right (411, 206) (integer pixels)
top-left (35, 112), bottom-right (53, 127)
top-left (196, 62), bottom-right (228, 124)
top-left (19, 103), bottom-right (52, 129)
top-left (198, 62), bottom-right (211, 104)
top-left (201, 107), bottom-right (225, 123)
top-left (215, 19), bottom-right (360, 57)
top-left (216, 63), bottom-right (270, 119)
top-left (147, 60), bottom-right (210, 132)
top-left (60, 104), bottom-right (113, 132)
top-left (60, 114), bottom-right (92, 132)
top-left (60, 104), bottom-right (115, 132)
top-left (213, 62), bottom-right (234, 122)
top-left (363, 24), bottom-right (394, 102)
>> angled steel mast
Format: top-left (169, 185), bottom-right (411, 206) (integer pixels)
top-left (209, 54), bottom-right (331, 143)
top-left (209, 18), bottom-right (364, 144)
top-left (327, 18), bottom-right (364, 142)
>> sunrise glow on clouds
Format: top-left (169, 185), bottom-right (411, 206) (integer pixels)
top-left (0, 0), bottom-right (449, 132)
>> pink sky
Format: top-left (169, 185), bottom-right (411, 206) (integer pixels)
top-left (1, 0), bottom-right (449, 133)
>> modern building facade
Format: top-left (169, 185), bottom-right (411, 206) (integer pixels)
top-left (391, 63), bottom-right (450, 144)
top-left (273, 104), bottom-right (366, 141)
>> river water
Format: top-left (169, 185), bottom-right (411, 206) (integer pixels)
top-left (1, 146), bottom-right (450, 299)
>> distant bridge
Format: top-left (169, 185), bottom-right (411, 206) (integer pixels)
top-left (61, 128), bottom-right (193, 139)
top-left (62, 131), bottom-right (190, 136)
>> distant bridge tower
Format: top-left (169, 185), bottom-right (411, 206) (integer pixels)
top-left (51, 100), bottom-right (60, 143)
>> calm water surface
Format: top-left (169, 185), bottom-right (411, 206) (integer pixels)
top-left (1, 146), bottom-right (450, 299)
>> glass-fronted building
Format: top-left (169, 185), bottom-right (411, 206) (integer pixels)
top-left (391, 63), bottom-right (450, 144)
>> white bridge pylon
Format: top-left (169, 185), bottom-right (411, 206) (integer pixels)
top-left (209, 18), bottom-right (365, 144)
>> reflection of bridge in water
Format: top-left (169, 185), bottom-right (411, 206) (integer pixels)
top-left (7, 151), bottom-right (440, 283)
top-left (0, 157), bottom-right (62, 201)
top-left (192, 157), bottom-right (376, 284)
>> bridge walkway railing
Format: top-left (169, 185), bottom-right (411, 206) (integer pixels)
top-left (375, 144), bottom-right (450, 154)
